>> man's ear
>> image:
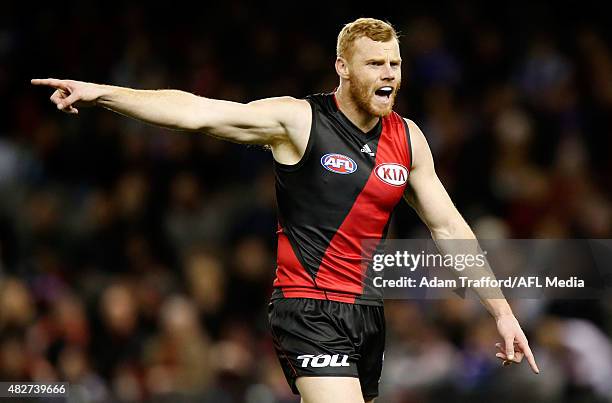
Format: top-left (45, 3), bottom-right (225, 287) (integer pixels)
top-left (335, 57), bottom-right (350, 80)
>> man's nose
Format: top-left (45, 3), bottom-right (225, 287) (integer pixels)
top-left (381, 64), bottom-right (395, 81)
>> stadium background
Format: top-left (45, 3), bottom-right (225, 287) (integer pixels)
top-left (1, 1), bottom-right (612, 402)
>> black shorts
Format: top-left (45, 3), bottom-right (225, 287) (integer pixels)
top-left (267, 298), bottom-right (385, 400)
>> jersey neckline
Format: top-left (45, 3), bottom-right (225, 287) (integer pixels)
top-left (330, 93), bottom-right (383, 138)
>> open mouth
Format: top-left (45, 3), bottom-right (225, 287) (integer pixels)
top-left (374, 86), bottom-right (393, 102)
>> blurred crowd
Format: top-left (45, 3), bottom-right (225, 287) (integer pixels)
top-left (1, 2), bottom-right (612, 402)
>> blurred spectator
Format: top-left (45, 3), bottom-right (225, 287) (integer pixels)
top-left (536, 317), bottom-right (612, 402)
top-left (143, 295), bottom-right (215, 400)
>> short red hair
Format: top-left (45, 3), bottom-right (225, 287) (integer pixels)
top-left (336, 18), bottom-right (398, 59)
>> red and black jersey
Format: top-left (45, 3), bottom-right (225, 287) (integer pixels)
top-left (271, 93), bottom-right (412, 305)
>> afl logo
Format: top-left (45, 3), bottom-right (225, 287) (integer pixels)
top-left (321, 153), bottom-right (358, 174)
top-left (375, 163), bottom-right (408, 186)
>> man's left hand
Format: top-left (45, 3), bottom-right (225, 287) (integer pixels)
top-left (495, 313), bottom-right (540, 374)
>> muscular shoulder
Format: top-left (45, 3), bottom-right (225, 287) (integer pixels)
top-left (403, 118), bottom-right (434, 172)
top-left (248, 96), bottom-right (310, 139)
top-left (247, 96), bottom-right (310, 122)
top-left (247, 97), bottom-right (311, 163)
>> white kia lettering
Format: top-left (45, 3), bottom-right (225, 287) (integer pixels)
top-left (375, 163), bottom-right (408, 186)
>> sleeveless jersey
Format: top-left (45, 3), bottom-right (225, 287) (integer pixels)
top-left (271, 93), bottom-right (412, 305)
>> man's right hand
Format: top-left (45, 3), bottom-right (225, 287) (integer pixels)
top-left (31, 78), bottom-right (101, 114)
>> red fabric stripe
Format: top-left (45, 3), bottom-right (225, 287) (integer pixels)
top-left (272, 226), bottom-right (314, 291)
top-left (315, 112), bottom-right (408, 296)
top-left (278, 288), bottom-right (357, 303)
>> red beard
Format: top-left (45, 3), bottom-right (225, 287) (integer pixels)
top-left (349, 76), bottom-right (400, 117)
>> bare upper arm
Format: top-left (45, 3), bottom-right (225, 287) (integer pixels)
top-left (404, 119), bottom-right (462, 233)
top-left (197, 96), bottom-right (311, 147)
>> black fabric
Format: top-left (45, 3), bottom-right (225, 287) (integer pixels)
top-left (274, 93), bottom-right (383, 282)
top-left (268, 298), bottom-right (385, 399)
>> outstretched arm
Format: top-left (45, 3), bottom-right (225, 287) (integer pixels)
top-left (30, 78), bottom-right (310, 147)
top-left (403, 119), bottom-right (539, 374)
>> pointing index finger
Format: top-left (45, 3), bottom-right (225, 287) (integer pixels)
top-left (31, 78), bottom-right (69, 90)
top-left (519, 340), bottom-right (540, 374)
